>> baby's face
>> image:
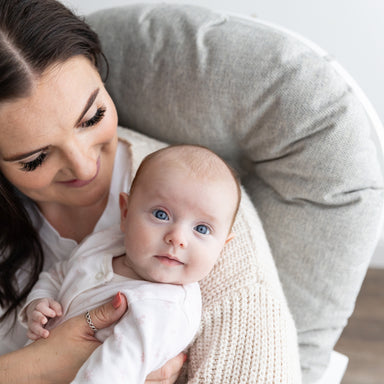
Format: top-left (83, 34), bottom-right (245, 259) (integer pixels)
top-left (119, 160), bottom-right (237, 285)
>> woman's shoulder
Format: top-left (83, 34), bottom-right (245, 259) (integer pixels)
top-left (117, 126), bottom-right (168, 175)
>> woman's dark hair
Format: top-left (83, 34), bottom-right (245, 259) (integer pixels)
top-left (0, 0), bottom-right (106, 322)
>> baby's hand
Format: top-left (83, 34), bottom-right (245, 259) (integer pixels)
top-left (26, 298), bottom-right (63, 340)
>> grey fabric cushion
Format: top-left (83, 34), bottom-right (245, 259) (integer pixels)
top-left (87, 4), bottom-right (384, 383)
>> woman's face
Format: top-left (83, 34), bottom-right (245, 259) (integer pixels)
top-left (0, 56), bottom-right (118, 210)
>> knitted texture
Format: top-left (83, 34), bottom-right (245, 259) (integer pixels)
top-left (184, 192), bottom-right (301, 383)
top-left (118, 127), bottom-right (302, 383)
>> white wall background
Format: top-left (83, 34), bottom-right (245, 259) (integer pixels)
top-left (61, 0), bottom-right (384, 267)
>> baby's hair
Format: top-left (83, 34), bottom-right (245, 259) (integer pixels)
top-left (130, 145), bottom-right (241, 228)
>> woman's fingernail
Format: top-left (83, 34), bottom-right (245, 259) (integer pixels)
top-left (112, 292), bottom-right (122, 309)
top-left (183, 353), bottom-right (188, 363)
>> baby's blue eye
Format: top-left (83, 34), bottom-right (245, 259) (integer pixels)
top-left (194, 225), bottom-right (210, 235)
top-left (153, 209), bottom-right (169, 221)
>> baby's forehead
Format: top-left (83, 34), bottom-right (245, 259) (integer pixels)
top-left (149, 146), bottom-right (231, 177)
top-left (134, 145), bottom-right (241, 209)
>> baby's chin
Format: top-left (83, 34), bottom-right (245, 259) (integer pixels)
top-left (143, 267), bottom-right (207, 285)
top-left (150, 276), bottom-right (184, 285)
top-left (155, 276), bottom-right (204, 286)
top-left (146, 273), bottom-right (190, 286)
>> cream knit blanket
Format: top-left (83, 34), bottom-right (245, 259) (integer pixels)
top-left (118, 127), bottom-right (302, 383)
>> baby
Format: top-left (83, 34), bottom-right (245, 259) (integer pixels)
top-left (19, 144), bottom-right (241, 384)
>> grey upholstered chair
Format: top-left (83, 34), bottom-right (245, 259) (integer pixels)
top-left (88, 4), bottom-right (384, 383)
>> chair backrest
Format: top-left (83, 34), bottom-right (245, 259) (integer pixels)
top-left (88, 4), bottom-right (384, 382)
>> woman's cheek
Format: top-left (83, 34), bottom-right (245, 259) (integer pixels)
top-left (1, 165), bottom-right (54, 192)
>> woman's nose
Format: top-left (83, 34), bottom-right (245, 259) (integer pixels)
top-left (164, 227), bottom-right (188, 248)
top-left (62, 140), bottom-right (98, 180)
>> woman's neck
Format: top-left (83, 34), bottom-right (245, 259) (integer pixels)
top-left (38, 194), bottom-right (109, 243)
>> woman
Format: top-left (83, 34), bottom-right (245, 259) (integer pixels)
top-left (0, 0), bottom-right (183, 382)
top-left (0, 0), bottom-right (302, 383)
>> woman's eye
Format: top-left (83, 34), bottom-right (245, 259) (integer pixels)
top-left (81, 107), bottom-right (106, 128)
top-left (20, 152), bottom-right (48, 172)
top-left (194, 225), bottom-right (210, 235)
top-left (153, 209), bottom-right (169, 221)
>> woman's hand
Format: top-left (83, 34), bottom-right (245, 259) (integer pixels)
top-left (38, 291), bottom-right (185, 384)
top-left (145, 352), bottom-right (187, 384)
top-left (0, 292), bottom-right (185, 384)
top-left (0, 292), bottom-right (128, 384)
top-left (38, 292), bottom-right (129, 383)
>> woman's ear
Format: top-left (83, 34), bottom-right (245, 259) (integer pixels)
top-left (119, 192), bottom-right (130, 232)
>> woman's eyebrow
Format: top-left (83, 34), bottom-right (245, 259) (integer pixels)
top-left (3, 89), bottom-right (100, 162)
top-left (75, 87), bottom-right (100, 125)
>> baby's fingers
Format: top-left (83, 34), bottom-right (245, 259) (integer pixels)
top-left (30, 309), bottom-right (49, 325)
top-left (36, 298), bottom-right (63, 318)
top-left (35, 301), bottom-right (58, 318)
top-left (48, 299), bottom-right (63, 317)
top-left (27, 321), bottom-right (50, 340)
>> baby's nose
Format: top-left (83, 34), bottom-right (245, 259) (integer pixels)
top-left (164, 228), bottom-right (188, 248)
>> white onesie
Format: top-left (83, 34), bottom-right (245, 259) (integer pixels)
top-left (19, 225), bottom-right (201, 384)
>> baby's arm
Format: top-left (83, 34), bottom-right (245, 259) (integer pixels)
top-left (25, 297), bottom-right (63, 340)
top-left (19, 259), bottom-right (69, 338)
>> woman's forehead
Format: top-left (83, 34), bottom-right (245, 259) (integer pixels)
top-left (0, 56), bottom-right (100, 119)
top-left (0, 57), bottom-right (102, 157)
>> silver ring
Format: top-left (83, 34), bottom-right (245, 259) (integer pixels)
top-left (85, 310), bottom-right (98, 333)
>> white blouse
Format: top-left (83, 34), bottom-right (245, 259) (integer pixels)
top-left (0, 140), bottom-right (132, 354)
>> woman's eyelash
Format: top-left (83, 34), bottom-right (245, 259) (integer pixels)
top-left (20, 152), bottom-right (48, 172)
top-left (81, 107), bottom-right (106, 128)
top-left (18, 108), bottom-right (106, 172)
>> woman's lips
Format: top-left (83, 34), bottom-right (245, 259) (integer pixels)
top-left (58, 157), bottom-right (100, 188)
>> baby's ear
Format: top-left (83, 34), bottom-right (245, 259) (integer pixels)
top-left (119, 192), bottom-right (130, 232)
top-left (225, 232), bottom-right (235, 244)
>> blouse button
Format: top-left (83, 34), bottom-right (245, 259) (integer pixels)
top-left (95, 271), bottom-right (104, 281)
